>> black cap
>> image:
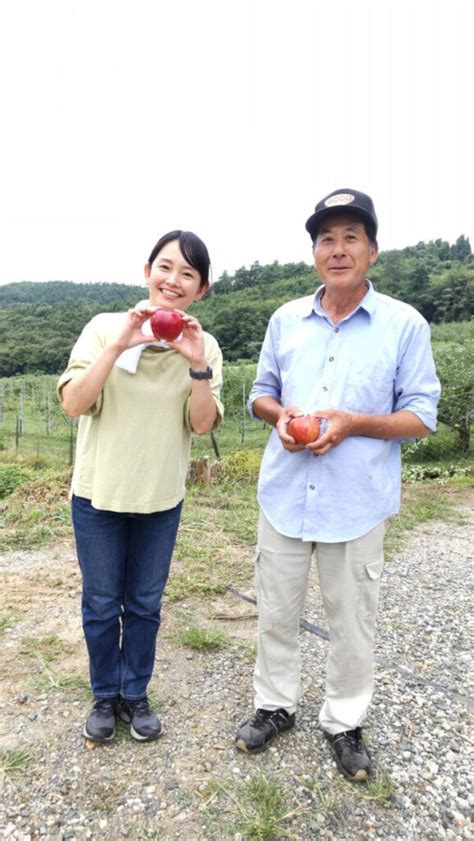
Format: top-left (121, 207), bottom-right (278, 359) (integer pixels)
top-left (305, 188), bottom-right (378, 242)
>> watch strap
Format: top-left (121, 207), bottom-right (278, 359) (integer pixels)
top-left (189, 365), bottom-right (213, 380)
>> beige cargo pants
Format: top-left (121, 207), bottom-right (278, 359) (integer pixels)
top-left (253, 510), bottom-right (386, 735)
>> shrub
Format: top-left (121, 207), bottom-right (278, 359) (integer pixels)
top-left (220, 449), bottom-right (262, 483)
top-left (0, 464), bottom-right (32, 500)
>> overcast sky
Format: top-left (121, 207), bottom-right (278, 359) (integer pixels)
top-left (0, 0), bottom-right (472, 287)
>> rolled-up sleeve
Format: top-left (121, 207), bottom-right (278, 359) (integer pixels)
top-left (57, 316), bottom-right (107, 416)
top-left (394, 320), bottom-right (441, 431)
top-left (248, 317), bottom-right (282, 418)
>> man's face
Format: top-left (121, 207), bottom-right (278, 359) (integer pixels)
top-left (314, 214), bottom-right (378, 293)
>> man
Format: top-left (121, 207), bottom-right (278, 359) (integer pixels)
top-left (234, 188), bottom-right (440, 780)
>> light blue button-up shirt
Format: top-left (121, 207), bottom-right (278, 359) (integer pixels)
top-left (249, 281), bottom-right (441, 542)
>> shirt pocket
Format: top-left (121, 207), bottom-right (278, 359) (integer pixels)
top-left (343, 362), bottom-right (395, 414)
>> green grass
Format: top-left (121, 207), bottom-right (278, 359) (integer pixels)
top-left (0, 467), bottom-right (71, 551)
top-left (201, 771), bottom-right (306, 840)
top-left (45, 576), bottom-right (64, 587)
top-left (174, 621), bottom-right (229, 651)
top-left (310, 779), bottom-right (338, 815)
top-left (337, 767), bottom-right (394, 802)
top-left (21, 633), bottom-right (73, 662)
top-left (384, 483), bottom-right (464, 558)
top-left (190, 416), bottom-right (271, 460)
top-left (205, 770), bottom-right (308, 840)
top-left (165, 481), bottom-right (258, 604)
top-left (0, 747), bottom-right (31, 778)
top-left (0, 613), bottom-right (18, 632)
top-left (34, 668), bottom-right (90, 692)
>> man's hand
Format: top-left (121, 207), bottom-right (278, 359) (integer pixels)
top-left (305, 408), bottom-right (354, 456)
top-left (276, 405), bottom-right (308, 452)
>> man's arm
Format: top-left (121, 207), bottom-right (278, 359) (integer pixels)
top-left (308, 407), bottom-right (431, 456)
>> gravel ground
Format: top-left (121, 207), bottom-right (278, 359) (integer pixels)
top-left (0, 488), bottom-right (472, 840)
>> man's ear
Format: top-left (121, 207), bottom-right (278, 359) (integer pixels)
top-left (369, 244), bottom-right (378, 265)
top-left (194, 281), bottom-right (210, 301)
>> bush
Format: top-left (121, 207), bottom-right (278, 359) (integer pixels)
top-left (0, 464), bottom-right (32, 499)
top-left (220, 449), bottom-right (263, 483)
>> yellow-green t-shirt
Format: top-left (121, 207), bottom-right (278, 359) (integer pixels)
top-left (57, 312), bottom-right (223, 513)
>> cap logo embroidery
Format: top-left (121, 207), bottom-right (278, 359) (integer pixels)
top-left (324, 193), bottom-right (355, 208)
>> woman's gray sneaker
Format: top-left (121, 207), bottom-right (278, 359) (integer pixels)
top-left (119, 696), bottom-right (162, 741)
top-left (234, 708), bottom-right (295, 754)
top-left (83, 697), bottom-right (119, 741)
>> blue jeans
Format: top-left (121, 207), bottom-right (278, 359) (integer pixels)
top-left (72, 495), bottom-right (182, 700)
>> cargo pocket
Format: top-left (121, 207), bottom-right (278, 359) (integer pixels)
top-left (359, 558), bottom-right (384, 621)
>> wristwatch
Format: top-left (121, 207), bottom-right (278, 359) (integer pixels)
top-left (189, 365), bottom-right (213, 380)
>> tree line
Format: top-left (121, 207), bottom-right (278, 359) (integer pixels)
top-left (0, 236), bottom-right (472, 376)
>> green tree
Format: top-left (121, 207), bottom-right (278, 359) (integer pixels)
top-left (451, 235), bottom-right (471, 261)
top-left (434, 342), bottom-right (474, 453)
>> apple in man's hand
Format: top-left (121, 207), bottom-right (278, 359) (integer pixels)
top-left (150, 309), bottom-right (184, 342)
top-left (287, 414), bottom-right (321, 445)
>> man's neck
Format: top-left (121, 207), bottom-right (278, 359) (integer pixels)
top-left (319, 282), bottom-right (368, 324)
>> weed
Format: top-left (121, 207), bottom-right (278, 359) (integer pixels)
top-left (0, 463), bottom-right (32, 499)
top-left (233, 769), bottom-right (308, 840)
top-left (236, 640), bottom-right (258, 661)
top-left (146, 690), bottom-right (164, 713)
top-left (0, 613), bottom-right (18, 632)
top-left (174, 622), bottom-right (229, 651)
top-left (310, 779), bottom-right (338, 815)
top-left (0, 468), bottom-right (71, 551)
top-left (84, 781), bottom-right (123, 812)
top-left (21, 633), bottom-right (73, 662)
top-left (384, 484), bottom-right (459, 558)
top-left (0, 748), bottom-right (30, 778)
top-left (338, 767), bottom-right (394, 802)
top-left (164, 489), bottom-right (256, 604)
top-left (35, 669), bottom-right (90, 692)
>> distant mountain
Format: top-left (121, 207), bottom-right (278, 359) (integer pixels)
top-left (0, 237), bottom-right (472, 376)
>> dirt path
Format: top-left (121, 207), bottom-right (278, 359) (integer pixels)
top-left (1, 487), bottom-right (473, 840)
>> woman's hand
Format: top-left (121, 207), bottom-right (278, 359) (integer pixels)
top-left (165, 311), bottom-right (206, 368)
top-left (112, 306), bottom-right (158, 352)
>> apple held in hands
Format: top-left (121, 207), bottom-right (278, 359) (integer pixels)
top-left (150, 309), bottom-right (184, 342)
top-left (287, 414), bottom-right (321, 445)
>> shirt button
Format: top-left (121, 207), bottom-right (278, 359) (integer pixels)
top-left (309, 484), bottom-right (315, 490)
top-left (335, 327), bottom-right (340, 333)
top-left (323, 386), bottom-right (328, 392)
top-left (329, 356), bottom-right (335, 362)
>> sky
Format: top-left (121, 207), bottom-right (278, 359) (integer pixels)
top-left (0, 0), bottom-right (472, 287)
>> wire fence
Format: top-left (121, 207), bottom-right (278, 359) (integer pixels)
top-left (0, 370), bottom-right (472, 469)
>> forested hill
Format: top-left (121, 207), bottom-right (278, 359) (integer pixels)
top-left (0, 236), bottom-right (472, 376)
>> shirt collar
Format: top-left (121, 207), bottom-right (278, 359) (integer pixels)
top-left (300, 278), bottom-right (376, 321)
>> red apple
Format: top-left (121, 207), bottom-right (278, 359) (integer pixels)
top-left (287, 414), bottom-right (320, 445)
top-left (150, 309), bottom-right (184, 341)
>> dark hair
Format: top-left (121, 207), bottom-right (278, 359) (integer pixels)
top-left (147, 230), bottom-right (210, 289)
top-left (313, 212), bottom-right (377, 248)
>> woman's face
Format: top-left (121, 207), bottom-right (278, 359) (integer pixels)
top-left (145, 239), bottom-right (208, 310)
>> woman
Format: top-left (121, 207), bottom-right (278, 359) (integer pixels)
top-left (58, 230), bottom-right (223, 742)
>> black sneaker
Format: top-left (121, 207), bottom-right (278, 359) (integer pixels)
top-left (324, 727), bottom-right (372, 781)
top-left (83, 697), bottom-right (119, 741)
top-left (118, 696), bottom-right (162, 741)
top-left (234, 708), bottom-right (295, 754)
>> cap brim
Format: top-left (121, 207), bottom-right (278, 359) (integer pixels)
top-left (305, 207), bottom-right (376, 240)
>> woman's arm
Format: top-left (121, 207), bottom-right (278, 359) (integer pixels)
top-left (166, 312), bottom-right (219, 435)
top-left (61, 307), bottom-right (156, 418)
